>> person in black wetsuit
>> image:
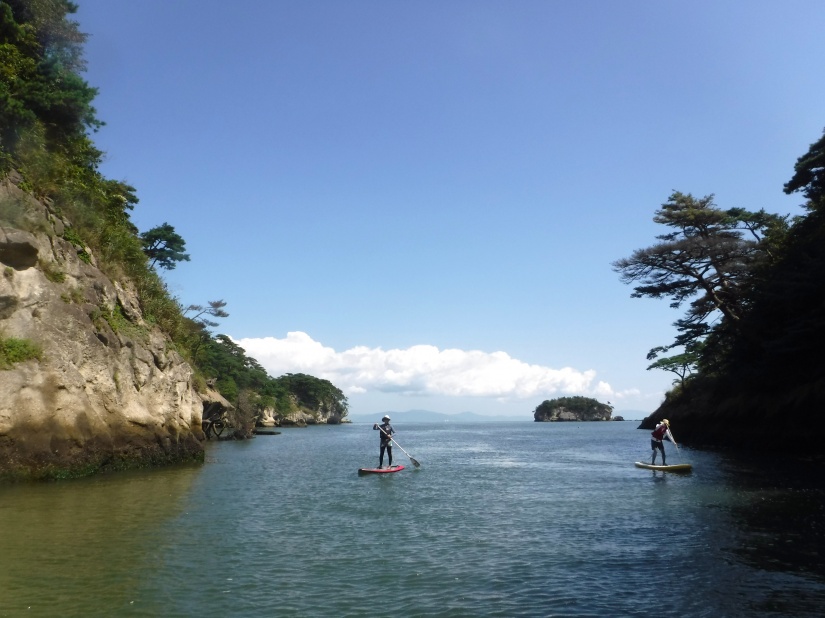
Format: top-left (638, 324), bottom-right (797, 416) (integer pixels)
top-left (373, 415), bottom-right (395, 468)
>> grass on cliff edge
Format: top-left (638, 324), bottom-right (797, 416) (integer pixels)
top-left (0, 335), bottom-right (43, 369)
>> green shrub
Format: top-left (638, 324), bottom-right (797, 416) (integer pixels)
top-left (62, 227), bottom-right (91, 264)
top-left (0, 335), bottom-right (43, 369)
top-left (92, 304), bottom-right (146, 341)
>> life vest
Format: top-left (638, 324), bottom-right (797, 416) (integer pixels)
top-left (378, 423), bottom-right (393, 443)
top-left (651, 424), bottom-right (668, 441)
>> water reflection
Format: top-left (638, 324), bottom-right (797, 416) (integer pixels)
top-left (2, 426), bottom-right (825, 617)
top-left (0, 463), bottom-right (202, 615)
top-left (715, 453), bottom-right (825, 579)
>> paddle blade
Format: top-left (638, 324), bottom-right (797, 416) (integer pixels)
top-left (411, 457), bottom-right (421, 468)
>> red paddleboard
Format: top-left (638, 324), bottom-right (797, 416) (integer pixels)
top-left (358, 465), bottom-right (405, 475)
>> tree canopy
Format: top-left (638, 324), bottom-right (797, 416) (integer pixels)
top-left (140, 222), bottom-right (191, 270)
top-left (617, 127), bottom-right (825, 453)
top-left (0, 0), bottom-right (101, 170)
top-left (717, 130), bottom-right (825, 386)
top-left (784, 128), bottom-right (825, 209)
top-left (196, 334), bottom-right (349, 420)
top-left (613, 191), bottom-right (788, 374)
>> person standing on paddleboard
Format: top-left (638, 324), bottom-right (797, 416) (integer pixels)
top-left (373, 415), bottom-right (395, 469)
top-left (651, 419), bottom-right (673, 465)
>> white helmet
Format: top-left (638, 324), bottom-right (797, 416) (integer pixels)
top-left (382, 415), bottom-right (390, 421)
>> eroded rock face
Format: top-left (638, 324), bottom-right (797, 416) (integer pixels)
top-left (0, 179), bottom-right (205, 480)
top-left (0, 228), bottom-right (39, 270)
top-left (260, 405), bottom-right (347, 427)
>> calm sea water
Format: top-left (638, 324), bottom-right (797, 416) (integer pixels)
top-left (1, 421), bottom-right (824, 617)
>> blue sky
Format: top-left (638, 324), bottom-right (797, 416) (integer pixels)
top-left (74, 1), bottom-right (824, 419)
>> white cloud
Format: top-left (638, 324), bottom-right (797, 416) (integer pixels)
top-left (236, 331), bottom-right (615, 402)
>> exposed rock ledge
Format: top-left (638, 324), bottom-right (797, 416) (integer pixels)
top-left (275, 409), bottom-right (347, 427)
top-left (0, 177), bottom-right (208, 481)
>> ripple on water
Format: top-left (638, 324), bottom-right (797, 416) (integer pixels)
top-left (3, 423), bottom-right (825, 617)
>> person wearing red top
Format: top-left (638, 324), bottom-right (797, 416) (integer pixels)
top-left (650, 419), bottom-right (672, 465)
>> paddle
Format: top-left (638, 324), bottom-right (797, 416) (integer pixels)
top-left (377, 426), bottom-right (421, 468)
top-left (666, 428), bottom-right (684, 464)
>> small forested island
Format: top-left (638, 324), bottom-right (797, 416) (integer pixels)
top-left (0, 2), bottom-right (347, 481)
top-left (533, 397), bottom-right (612, 422)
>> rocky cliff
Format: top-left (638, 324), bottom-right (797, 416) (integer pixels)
top-left (639, 376), bottom-right (825, 454)
top-left (0, 177), bottom-right (207, 481)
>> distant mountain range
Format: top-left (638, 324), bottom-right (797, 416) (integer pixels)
top-left (346, 409), bottom-right (649, 423)
top-left (347, 410), bottom-right (523, 423)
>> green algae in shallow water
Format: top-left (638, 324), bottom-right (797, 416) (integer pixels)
top-left (0, 446), bottom-right (205, 483)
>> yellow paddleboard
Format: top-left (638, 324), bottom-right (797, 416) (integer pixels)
top-left (635, 462), bottom-right (692, 472)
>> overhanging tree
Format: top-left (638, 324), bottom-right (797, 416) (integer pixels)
top-left (784, 128), bottom-right (825, 210)
top-left (185, 299), bottom-right (229, 330)
top-left (646, 344), bottom-right (701, 386)
top-left (613, 191), bottom-right (788, 376)
top-left (140, 222), bottom-right (190, 270)
top-left (183, 299), bottom-right (229, 361)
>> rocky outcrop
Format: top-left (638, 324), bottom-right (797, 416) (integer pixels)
top-left (639, 375), bottom-right (825, 454)
top-left (0, 178), bottom-right (206, 481)
top-left (274, 408), bottom-right (346, 427)
top-left (533, 397), bottom-right (613, 422)
top-left (257, 407), bottom-right (279, 427)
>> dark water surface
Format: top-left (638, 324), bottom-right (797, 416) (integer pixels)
top-left (1, 422), bottom-right (824, 617)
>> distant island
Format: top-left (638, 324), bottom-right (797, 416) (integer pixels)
top-left (348, 406), bottom-right (645, 424)
top-left (533, 396), bottom-right (613, 422)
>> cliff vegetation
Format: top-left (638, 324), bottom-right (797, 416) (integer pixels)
top-left (0, 1), bottom-right (347, 480)
top-left (615, 128), bottom-right (825, 454)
